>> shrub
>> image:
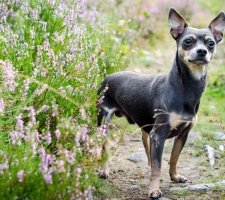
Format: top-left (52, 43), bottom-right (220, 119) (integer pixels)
top-left (0, 0), bottom-right (129, 199)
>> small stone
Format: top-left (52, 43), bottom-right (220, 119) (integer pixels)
top-left (130, 185), bottom-right (139, 189)
top-left (127, 152), bottom-right (147, 163)
top-left (188, 131), bottom-right (202, 143)
top-left (219, 144), bottom-right (225, 151)
top-left (86, 189), bottom-right (93, 200)
top-left (214, 132), bottom-right (225, 141)
top-left (170, 180), bottom-right (225, 192)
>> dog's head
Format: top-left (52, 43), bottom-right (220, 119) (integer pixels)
top-left (168, 8), bottom-right (225, 69)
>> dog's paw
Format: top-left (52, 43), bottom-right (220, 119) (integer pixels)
top-left (170, 174), bottom-right (187, 183)
top-left (148, 189), bottom-right (162, 199)
top-left (98, 164), bottom-right (109, 179)
top-left (98, 171), bottom-right (109, 179)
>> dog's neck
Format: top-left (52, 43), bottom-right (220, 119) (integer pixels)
top-left (172, 51), bottom-right (208, 84)
top-left (168, 52), bottom-right (207, 95)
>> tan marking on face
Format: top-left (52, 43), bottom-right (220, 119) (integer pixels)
top-left (191, 34), bottom-right (197, 40)
top-left (188, 63), bottom-right (207, 79)
top-left (178, 46), bottom-right (189, 58)
top-left (178, 46), bottom-right (209, 80)
top-left (205, 36), bottom-right (213, 40)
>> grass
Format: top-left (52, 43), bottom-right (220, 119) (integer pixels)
top-left (197, 0), bottom-right (225, 14)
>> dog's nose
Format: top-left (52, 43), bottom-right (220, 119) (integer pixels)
top-left (197, 49), bottom-right (207, 57)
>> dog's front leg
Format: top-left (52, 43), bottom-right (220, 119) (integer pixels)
top-left (169, 124), bottom-right (192, 183)
top-left (148, 123), bottom-right (169, 199)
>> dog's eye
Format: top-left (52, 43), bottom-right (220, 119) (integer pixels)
top-left (207, 40), bottom-right (215, 48)
top-left (184, 38), bottom-right (193, 46)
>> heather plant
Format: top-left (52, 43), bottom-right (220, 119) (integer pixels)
top-left (0, 0), bottom-right (129, 199)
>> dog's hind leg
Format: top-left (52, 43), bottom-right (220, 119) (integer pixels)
top-left (169, 124), bottom-right (192, 183)
top-left (99, 107), bottom-right (116, 179)
top-left (97, 107), bottom-right (106, 126)
top-left (141, 129), bottom-right (151, 166)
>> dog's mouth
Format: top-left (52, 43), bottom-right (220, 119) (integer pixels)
top-left (188, 59), bottom-right (209, 65)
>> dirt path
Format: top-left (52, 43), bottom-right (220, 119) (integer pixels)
top-left (107, 129), bottom-right (203, 200)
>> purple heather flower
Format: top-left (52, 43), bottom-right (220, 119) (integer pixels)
top-left (56, 160), bottom-right (65, 172)
top-left (0, 99), bottom-right (4, 114)
top-left (81, 126), bottom-right (88, 141)
top-left (0, 60), bottom-right (17, 92)
top-left (76, 166), bottom-right (82, 174)
top-left (45, 132), bottom-right (52, 144)
top-left (55, 129), bottom-right (61, 139)
top-left (16, 114), bottom-right (24, 133)
top-left (0, 163), bottom-right (8, 173)
top-left (17, 170), bottom-right (24, 182)
top-left (64, 150), bottom-right (75, 165)
top-left (44, 173), bottom-right (53, 184)
top-left (0, 151), bottom-right (8, 173)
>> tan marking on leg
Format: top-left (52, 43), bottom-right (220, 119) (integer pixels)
top-left (169, 126), bottom-right (192, 183)
top-left (142, 129), bottom-right (150, 166)
top-left (149, 159), bottom-right (162, 198)
top-left (169, 138), bottom-right (182, 179)
top-left (169, 139), bottom-right (188, 183)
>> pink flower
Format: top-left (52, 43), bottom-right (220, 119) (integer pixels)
top-left (90, 147), bottom-right (101, 158)
top-left (16, 114), bottom-right (24, 133)
top-left (10, 131), bottom-right (24, 145)
top-left (0, 163), bottom-right (8, 173)
top-left (44, 132), bottom-right (52, 144)
top-left (17, 170), bottom-right (24, 182)
top-left (0, 60), bottom-right (17, 92)
top-left (0, 151), bottom-right (8, 174)
top-left (39, 148), bottom-right (55, 184)
top-left (81, 126), bottom-right (88, 141)
top-left (0, 99), bottom-right (4, 114)
top-left (64, 150), bottom-right (75, 165)
top-left (44, 173), bottom-right (53, 184)
top-left (37, 105), bottom-right (49, 114)
top-left (55, 129), bottom-right (61, 138)
top-left (56, 160), bottom-right (65, 172)
top-left (34, 84), bottom-right (48, 96)
top-left (79, 108), bottom-right (87, 120)
top-left (77, 166), bottom-right (82, 174)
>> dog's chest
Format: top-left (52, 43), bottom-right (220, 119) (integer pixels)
top-left (169, 112), bottom-right (197, 131)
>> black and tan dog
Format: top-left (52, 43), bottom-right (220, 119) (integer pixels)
top-left (97, 8), bottom-right (225, 199)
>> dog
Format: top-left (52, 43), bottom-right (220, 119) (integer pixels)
top-left (97, 8), bottom-right (225, 199)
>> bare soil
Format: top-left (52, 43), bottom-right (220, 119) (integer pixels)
top-left (107, 130), bottom-right (207, 200)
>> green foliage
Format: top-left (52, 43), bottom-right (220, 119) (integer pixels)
top-left (0, 0), bottom-right (130, 199)
top-left (197, 0), bottom-right (225, 14)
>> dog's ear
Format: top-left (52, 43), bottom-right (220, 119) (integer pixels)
top-left (209, 11), bottom-right (225, 43)
top-left (168, 8), bottom-right (188, 40)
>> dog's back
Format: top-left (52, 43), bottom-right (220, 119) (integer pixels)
top-left (98, 71), bottom-right (166, 131)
